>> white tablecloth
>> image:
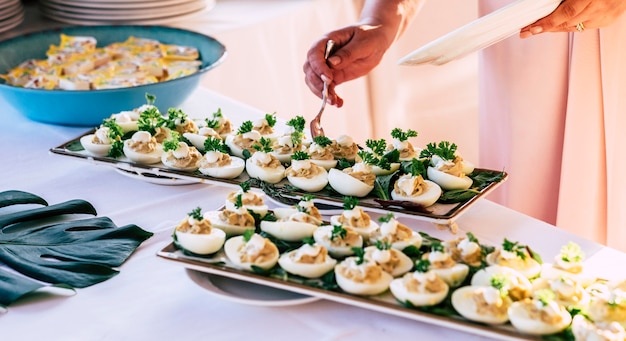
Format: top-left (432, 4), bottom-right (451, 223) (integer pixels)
top-left (1, 87), bottom-right (624, 341)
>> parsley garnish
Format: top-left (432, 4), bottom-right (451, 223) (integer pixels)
top-left (302, 236), bottom-right (315, 245)
top-left (415, 259), bottom-right (430, 273)
top-left (164, 108), bottom-right (188, 129)
top-left (390, 128), bottom-right (417, 142)
top-left (291, 150), bottom-right (310, 161)
top-left (352, 247), bottom-right (365, 265)
top-left (430, 242), bottom-right (444, 253)
top-left (313, 135), bottom-right (332, 147)
top-left (535, 289), bottom-right (556, 306)
top-left (365, 138), bottom-right (387, 156)
top-left (502, 238), bottom-right (527, 260)
top-left (291, 131), bottom-right (304, 146)
top-left (204, 136), bottom-right (229, 154)
top-left (237, 120), bottom-right (254, 134)
top-left (378, 213), bottom-right (394, 223)
top-left (286, 115), bottom-right (305, 132)
top-left (188, 207), bottom-right (203, 220)
top-left (252, 136), bottom-right (273, 153)
top-left (145, 93), bottom-right (156, 105)
top-left (242, 228), bottom-right (255, 242)
top-left (162, 131), bottom-right (181, 152)
top-left (419, 141), bottom-right (457, 160)
top-left (490, 273), bottom-right (509, 297)
top-left (264, 113), bottom-right (277, 127)
top-left (137, 106), bottom-right (165, 135)
top-left (330, 225), bottom-right (347, 241)
top-left (407, 158), bottom-right (427, 177)
top-left (375, 240), bottom-right (392, 250)
top-left (234, 193), bottom-right (244, 209)
top-left (239, 181), bottom-right (251, 193)
top-left (560, 242), bottom-right (584, 263)
top-left (101, 119), bottom-right (124, 158)
top-left (343, 196), bottom-right (359, 210)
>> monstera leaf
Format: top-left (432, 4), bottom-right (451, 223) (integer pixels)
top-left (0, 190), bottom-right (153, 308)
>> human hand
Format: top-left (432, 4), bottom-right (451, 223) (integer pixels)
top-left (520, 0), bottom-right (626, 38)
top-left (303, 24), bottom-right (393, 107)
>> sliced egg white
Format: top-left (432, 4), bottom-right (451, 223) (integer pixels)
top-left (427, 166), bottom-right (473, 190)
top-left (389, 271), bottom-right (449, 306)
top-left (287, 167), bottom-right (329, 192)
top-left (175, 228), bottom-right (226, 255)
top-left (223, 234), bottom-right (279, 271)
top-left (245, 157), bottom-right (285, 184)
top-left (278, 245), bottom-right (337, 278)
top-left (123, 140), bottom-right (163, 164)
top-left (390, 177), bottom-right (442, 207)
top-left (508, 299), bottom-right (572, 335)
top-left (198, 155), bottom-right (245, 179)
top-left (334, 257), bottom-right (393, 296)
top-left (310, 158), bottom-right (338, 170)
top-left (260, 217), bottom-right (319, 242)
top-left (80, 134), bottom-right (112, 157)
top-left (430, 263), bottom-right (469, 288)
top-left (328, 168), bottom-right (374, 197)
top-left (371, 163), bottom-right (400, 176)
top-left (224, 134), bottom-right (252, 159)
top-left (451, 286), bottom-right (511, 325)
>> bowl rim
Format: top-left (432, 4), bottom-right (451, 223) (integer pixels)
top-left (0, 24), bottom-right (227, 93)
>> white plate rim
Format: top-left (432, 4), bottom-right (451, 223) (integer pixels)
top-left (41, 0), bottom-right (199, 9)
top-left (185, 268), bottom-right (320, 307)
top-left (39, 5), bottom-right (209, 25)
top-left (39, 0), bottom-right (207, 20)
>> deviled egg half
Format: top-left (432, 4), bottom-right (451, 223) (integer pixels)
top-left (471, 265), bottom-right (532, 302)
top-left (369, 214), bottom-right (422, 251)
top-left (184, 126), bottom-right (222, 152)
top-left (421, 141), bottom-right (474, 190)
top-left (224, 229), bottom-right (279, 271)
top-left (198, 137), bottom-right (245, 179)
top-left (363, 242), bottom-right (413, 277)
top-left (541, 241), bottom-right (595, 287)
top-left (270, 115), bottom-right (306, 164)
top-left (334, 253), bottom-right (393, 296)
top-left (486, 238), bottom-right (542, 279)
top-left (586, 286), bottom-right (626, 327)
top-left (422, 243), bottom-right (469, 288)
top-left (443, 233), bottom-right (484, 268)
top-left (164, 107), bottom-right (198, 135)
top-left (260, 197), bottom-right (323, 242)
top-left (225, 120), bottom-right (262, 158)
top-left (532, 276), bottom-right (589, 308)
top-left (356, 146), bottom-right (400, 177)
top-left (203, 107), bottom-right (233, 138)
top-left (123, 130), bottom-right (163, 164)
top-left (161, 135), bottom-right (202, 172)
top-left (307, 136), bottom-right (338, 170)
top-left (285, 151), bottom-right (329, 192)
top-left (252, 112), bottom-right (278, 140)
top-left (507, 289), bottom-right (572, 336)
top-left (80, 123), bottom-right (120, 157)
top-left (390, 159), bottom-right (441, 207)
top-left (278, 241), bottom-right (337, 278)
top-left (245, 138), bottom-right (286, 184)
top-left (386, 128), bottom-right (420, 161)
top-left (571, 314), bottom-right (626, 341)
top-left (329, 197), bottom-right (379, 239)
top-left (109, 109), bottom-right (140, 133)
top-left (452, 285), bottom-right (512, 325)
top-left (205, 193), bottom-right (257, 236)
top-left (328, 161), bottom-right (376, 197)
top-left (390, 259), bottom-right (449, 307)
top-left (313, 224), bottom-right (363, 258)
top-left (225, 183), bottom-right (269, 218)
top-left (174, 207), bottom-right (225, 255)
top-left (330, 134), bottom-right (359, 161)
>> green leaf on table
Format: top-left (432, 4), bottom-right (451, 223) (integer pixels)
top-left (0, 191), bottom-right (153, 308)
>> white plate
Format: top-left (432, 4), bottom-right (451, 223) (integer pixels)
top-left (43, 0), bottom-right (198, 10)
top-left (398, 0), bottom-right (562, 65)
top-left (0, 7), bottom-right (22, 34)
top-left (39, 4), bottom-right (209, 25)
top-left (185, 269), bottom-right (320, 307)
top-left (39, 0), bottom-right (207, 20)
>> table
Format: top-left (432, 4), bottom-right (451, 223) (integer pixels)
top-left (1, 86), bottom-right (624, 341)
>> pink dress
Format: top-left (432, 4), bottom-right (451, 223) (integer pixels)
top-left (479, 0), bottom-right (626, 252)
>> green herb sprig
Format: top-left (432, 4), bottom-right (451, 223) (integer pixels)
top-left (390, 128), bottom-right (418, 142)
top-left (420, 141), bottom-right (458, 160)
top-left (237, 120), bottom-right (254, 135)
top-left (502, 238), bottom-right (527, 260)
top-left (343, 196), bottom-right (359, 210)
top-left (162, 131), bottom-right (182, 152)
top-left (188, 207), bottom-right (203, 220)
top-left (204, 136), bottom-right (230, 154)
top-left (291, 150), bottom-right (310, 161)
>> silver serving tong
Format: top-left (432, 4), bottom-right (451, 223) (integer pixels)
top-left (309, 40), bottom-right (335, 139)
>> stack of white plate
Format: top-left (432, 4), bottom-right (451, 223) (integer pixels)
top-left (0, 0), bottom-right (24, 34)
top-left (38, 0), bottom-right (215, 25)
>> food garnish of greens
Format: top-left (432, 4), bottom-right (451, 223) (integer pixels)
top-left (560, 242), bottom-right (585, 262)
top-left (242, 228), bottom-right (255, 242)
top-left (490, 273), bottom-right (510, 297)
top-left (330, 225), bottom-right (347, 241)
top-left (286, 115), bottom-right (306, 132)
top-left (164, 108), bottom-right (188, 129)
top-left (302, 236), bottom-right (315, 245)
top-left (101, 118), bottom-right (124, 158)
top-left (137, 105), bottom-right (165, 135)
top-left (234, 193), bottom-right (244, 209)
top-left (162, 131), bottom-right (181, 152)
top-left (264, 113), bottom-right (277, 127)
top-left (406, 158), bottom-right (428, 177)
top-left (430, 242), bottom-right (445, 253)
top-left (205, 108), bottom-right (224, 129)
top-left (343, 196), bottom-right (359, 210)
top-left (390, 128), bottom-right (418, 142)
top-left (237, 120), bottom-right (254, 134)
top-left (415, 259), bottom-right (431, 273)
top-left (239, 180), bottom-right (252, 193)
top-left (352, 247), bottom-right (366, 265)
top-left (313, 135), bottom-right (333, 148)
top-left (419, 141), bottom-right (458, 160)
top-left (502, 238), bottom-right (527, 260)
top-left (365, 138), bottom-right (388, 156)
top-left (253, 136), bottom-right (273, 153)
top-left (291, 151), bottom-right (310, 161)
top-left (204, 136), bottom-right (230, 154)
top-left (535, 288), bottom-right (556, 306)
top-left (188, 207), bottom-right (203, 220)
top-left (145, 93), bottom-right (156, 105)
top-left (375, 240), bottom-right (392, 251)
top-left (378, 213), bottom-right (395, 223)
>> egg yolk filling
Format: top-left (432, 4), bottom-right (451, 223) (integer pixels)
top-left (232, 135), bottom-right (258, 153)
top-left (518, 299), bottom-right (565, 325)
top-left (176, 217), bottom-right (212, 234)
top-left (401, 272), bottom-right (447, 294)
top-left (366, 249), bottom-right (402, 274)
top-left (127, 137), bottom-right (158, 153)
top-left (337, 259), bottom-right (384, 284)
top-left (436, 156), bottom-right (466, 177)
top-left (472, 288), bottom-right (509, 317)
top-left (309, 146), bottom-right (335, 161)
top-left (288, 212), bottom-right (322, 226)
top-left (394, 174), bottom-right (429, 197)
top-left (424, 252), bottom-right (456, 269)
top-left (238, 238), bottom-right (278, 264)
top-left (227, 191), bottom-right (264, 207)
top-left (290, 245), bottom-right (328, 264)
top-left (446, 238), bottom-right (483, 267)
top-left (152, 127), bottom-right (169, 143)
top-left (253, 121), bottom-right (274, 135)
top-left (200, 152), bottom-right (232, 168)
top-left (328, 228), bottom-right (361, 247)
top-left (163, 148), bottom-right (201, 168)
top-left (331, 141), bottom-right (358, 159)
top-left (343, 168), bottom-right (376, 186)
top-left (219, 210), bottom-right (255, 227)
top-left (252, 153), bottom-right (282, 169)
top-left (286, 162), bottom-right (324, 179)
top-left (214, 121), bottom-right (232, 135)
top-left (337, 209), bottom-right (371, 228)
top-left (490, 249), bottom-right (534, 271)
top-left (174, 120), bottom-right (197, 135)
top-left (372, 221), bottom-right (413, 244)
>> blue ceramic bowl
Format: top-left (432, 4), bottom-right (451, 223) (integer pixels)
top-left (0, 25), bottom-right (226, 126)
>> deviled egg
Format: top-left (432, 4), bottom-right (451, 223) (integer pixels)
top-left (245, 148), bottom-right (286, 184)
top-left (486, 238), bottom-right (542, 279)
top-left (328, 162), bottom-right (376, 197)
top-left (285, 151), bottom-right (329, 192)
top-left (224, 229), bottom-right (279, 271)
top-left (225, 183), bottom-right (268, 218)
top-left (307, 136), bottom-right (338, 170)
top-left (329, 197), bottom-right (379, 239)
top-left (369, 214), bottom-right (422, 251)
top-left (313, 225), bottom-right (363, 258)
top-left (205, 194), bottom-right (257, 236)
top-left (174, 207), bottom-right (225, 255)
top-left (421, 141), bottom-right (474, 190)
top-left (252, 112), bottom-right (278, 139)
top-left (532, 276), bottom-right (589, 308)
top-left (198, 137), bottom-right (245, 179)
top-left (270, 115), bottom-right (306, 163)
top-left (334, 254), bottom-right (393, 296)
top-left (278, 242), bottom-right (337, 278)
top-left (260, 199), bottom-right (323, 242)
top-left (201, 108), bottom-right (233, 138)
top-left (363, 243), bottom-right (413, 277)
top-left (183, 126), bottom-right (222, 152)
top-left (330, 134), bottom-right (359, 161)
top-left (357, 146), bottom-right (400, 176)
top-left (507, 289), bottom-right (572, 335)
top-left (123, 130), bottom-right (163, 164)
top-left (421, 243), bottom-right (469, 288)
top-left (443, 233), bottom-right (484, 268)
top-left (109, 109), bottom-right (140, 133)
top-left (390, 259), bottom-right (449, 306)
top-left (541, 242), bottom-right (595, 287)
top-left (164, 108), bottom-right (198, 135)
top-left (451, 285), bottom-right (512, 325)
top-left (471, 265), bottom-right (532, 301)
top-left (586, 287), bottom-right (626, 327)
top-left (161, 138), bottom-right (202, 172)
top-left (390, 159), bottom-right (442, 207)
top-left (80, 124), bottom-right (119, 157)
top-left (386, 128), bottom-right (420, 161)
top-left (571, 314), bottom-right (626, 341)
top-left (225, 120), bottom-right (262, 158)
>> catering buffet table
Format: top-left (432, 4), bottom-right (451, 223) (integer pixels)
top-left (1, 86), bottom-right (625, 341)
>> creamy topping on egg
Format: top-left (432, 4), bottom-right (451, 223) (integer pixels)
top-left (428, 251), bottom-right (456, 269)
top-left (458, 238), bottom-right (481, 257)
top-left (176, 215), bottom-right (212, 234)
top-left (405, 271), bottom-right (447, 293)
top-left (253, 118), bottom-right (273, 135)
top-left (432, 155), bottom-right (465, 177)
top-left (224, 200), bottom-right (249, 215)
top-left (550, 277), bottom-right (578, 299)
top-left (482, 287), bottom-right (503, 306)
top-left (372, 249), bottom-right (392, 264)
top-left (380, 219), bottom-right (398, 236)
top-left (392, 139), bottom-right (409, 151)
top-left (127, 131), bottom-right (158, 153)
top-left (277, 135), bottom-right (293, 148)
top-left (291, 159), bottom-right (312, 171)
top-left (112, 110), bottom-right (138, 123)
top-left (293, 244), bottom-right (324, 263)
top-left (243, 234), bottom-right (266, 257)
top-left (251, 151), bottom-right (280, 168)
top-left (337, 257), bottom-right (384, 284)
top-left (395, 174), bottom-right (428, 197)
top-left (203, 151), bottom-right (224, 164)
top-left (93, 127), bottom-right (111, 144)
top-left (337, 135), bottom-right (354, 147)
top-left (134, 104), bottom-right (157, 114)
top-left (132, 131), bottom-right (152, 143)
top-left (198, 127), bottom-right (220, 138)
top-left (553, 256), bottom-right (583, 273)
top-left (297, 199), bottom-right (315, 212)
top-left (241, 130), bottom-right (262, 141)
top-left (172, 142), bottom-right (190, 159)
